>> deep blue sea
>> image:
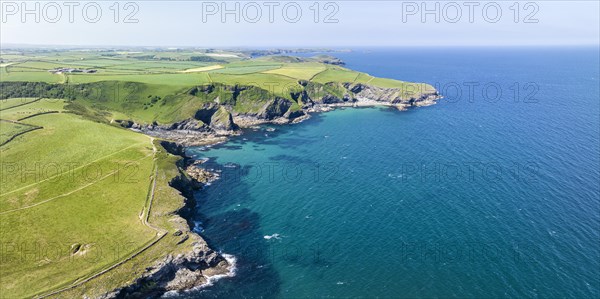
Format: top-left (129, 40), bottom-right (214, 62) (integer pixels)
top-left (185, 47), bottom-right (600, 298)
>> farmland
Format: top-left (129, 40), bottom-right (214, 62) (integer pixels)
top-left (0, 50), bottom-right (436, 125)
top-left (0, 98), bottom-right (202, 298)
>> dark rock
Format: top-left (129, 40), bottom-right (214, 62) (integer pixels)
top-left (259, 97), bottom-right (293, 120)
top-left (176, 234), bottom-right (189, 244)
top-left (209, 106), bottom-right (237, 132)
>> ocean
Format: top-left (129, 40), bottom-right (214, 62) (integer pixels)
top-left (184, 47), bottom-right (600, 298)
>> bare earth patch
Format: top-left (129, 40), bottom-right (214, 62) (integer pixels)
top-left (180, 65), bottom-right (224, 73)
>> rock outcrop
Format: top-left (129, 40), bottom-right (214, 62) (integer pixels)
top-left (209, 106), bottom-right (237, 132)
top-left (104, 157), bottom-right (233, 298)
top-left (107, 240), bottom-right (230, 298)
top-left (186, 161), bottom-right (220, 186)
top-left (259, 98), bottom-right (293, 120)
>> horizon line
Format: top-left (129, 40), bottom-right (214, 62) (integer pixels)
top-left (1, 43), bottom-right (599, 50)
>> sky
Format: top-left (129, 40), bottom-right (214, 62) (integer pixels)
top-left (1, 1), bottom-right (599, 47)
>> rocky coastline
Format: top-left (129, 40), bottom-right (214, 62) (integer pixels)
top-left (100, 142), bottom-right (235, 298)
top-left (118, 81), bottom-right (441, 145)
top-left (108, 81), bottom-right (440, 298)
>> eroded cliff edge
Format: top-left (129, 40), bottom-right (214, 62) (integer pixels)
top-left (99, 141), bottom-right (234, 299)
top-left (117, 80), bottom-right (441, 145)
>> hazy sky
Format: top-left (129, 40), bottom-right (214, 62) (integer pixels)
top-left (1, 1), bottom-right (599, 47)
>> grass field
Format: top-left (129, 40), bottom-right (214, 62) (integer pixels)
top-left (0, 99), bottom-right (64, 121)
top-left (262, 62), bottom-right (327, 80)
top-left (0, 104), bottom-right (159, 297)
top-left (181, 65), bottom-right (224, 73)
top-left (0, 68), bottom-right (64, 83)
top-left (311, 67), bottom-right (361, 84)
top-left (0, 98), bottom-right (40, 111)
top-left (0, 97), bottom-right (201, 298)
top-left (1, 51), bottom-right (429, 91)
top-left (1, 51), bottom-right (435, 126)
top-left (211, 64), bottom-right (281, 75)
top-left (0, 120), bottom-right (38, 145)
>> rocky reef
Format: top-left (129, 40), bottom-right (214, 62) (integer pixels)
top-left (185, 160), bottom-right (220, 186)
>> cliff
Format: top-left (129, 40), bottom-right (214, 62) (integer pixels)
top-left (118, 80), bottom-right (440, 143)
top-left (101, 141), bottom-right (234, 298)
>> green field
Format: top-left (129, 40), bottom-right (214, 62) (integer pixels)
top-left (0, 97), bottom-right (200, 298)
top-left (0, 68), bottom-right (64, 83)
top-left (311, 67), bottom-right (361, 84)
top-left (263, 62), bottom-right (327, 80)
top-left (1, 51), bottom-right (437, 126)
top-left (0, 120), bottom-right (38, 145)
top-left (0, 105), bottom-right (154, 298)
top-left (0, 98), bottom-right (40, 110)
top-left (0, 99), bottom-right (64, 121)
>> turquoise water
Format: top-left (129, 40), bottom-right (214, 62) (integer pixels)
top-left (186, 47), bottom-right (600, 298)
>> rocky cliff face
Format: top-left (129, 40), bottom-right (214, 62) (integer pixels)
top-left (210, 106), bottom-right (237, 132)
top-left (104, 158), bottom-right (233, 299)
top-left (259, 98), bottom-right (293, 120)
top-left (342, 82), bottom-right (440, 106)
top-left (123, 81), bottom-right (439, 142)
top-left (108, 240), bottom-right (230, 298)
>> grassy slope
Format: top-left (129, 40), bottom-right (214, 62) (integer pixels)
top-left (0, 99), bottom-right (194, 298)
top-left (55, 140), bottom-right (204, 298)
top-left (0, 99), bottom-right (65, 121)
top-left (0, 98), bottom-right (40, 110)
top-left (263, 62), bottom-right (327, 80)
top-left (0, 121), bottom-right (36, 144)
top-left (0, 96), bottom-right (204, 298)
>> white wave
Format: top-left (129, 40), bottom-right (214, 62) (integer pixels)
top-left (202, 253), bottom-right (237, 288)
top-left (263, 233), bottom-right (282, 240)
top-left (161, 254), bottom-right (237, 297)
